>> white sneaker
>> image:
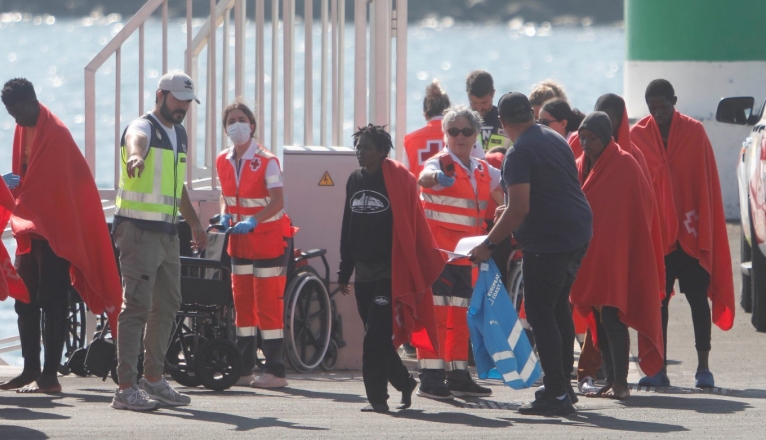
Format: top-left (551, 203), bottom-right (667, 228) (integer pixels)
top-left (236, 374), bottom-right (255, 387)
top-left (111, 385), bottom-right (159, 411)
top-left (250, 373), bottom-right (288, 389)
top-left (578, 376), bottom-right (599, 394)
top-left (139, 378), bottom-right (191, 406)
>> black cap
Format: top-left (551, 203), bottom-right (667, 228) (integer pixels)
top-left (498, 92), bottom-right (533, 120)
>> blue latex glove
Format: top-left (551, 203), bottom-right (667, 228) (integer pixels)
top-left (2, 172), bottom-right (20, 190)
top-left (435, 170), bottom-right (455, 187)
top-left (231, 217), bottom-right (258, 234)
top-left (220, 214), bottom-right (233, 229)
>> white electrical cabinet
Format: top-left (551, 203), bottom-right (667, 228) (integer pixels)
top-left (282, 145), bottom-right (359, 283)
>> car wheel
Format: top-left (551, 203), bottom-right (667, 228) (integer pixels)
top-left (742, 222), bottom-right (753, 313)
top-left (750, 217), bottom-right (766, 331)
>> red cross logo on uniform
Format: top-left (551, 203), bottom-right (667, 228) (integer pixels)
top-left (419, 140), bottom-right (443, 164)
top-left (250, 157), bottom-right (262, 172)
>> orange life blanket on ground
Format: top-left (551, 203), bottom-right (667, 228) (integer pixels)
top-left (571, 141), bottom-right (665, 376)
top-left (631, 111), bottom-right (735, 331)
top-left (11, 104), bottom-right (123, 333)
top-left (0, 179), bottom-right (29, 302)
top-left (382, 159), bottom-right (445, 353)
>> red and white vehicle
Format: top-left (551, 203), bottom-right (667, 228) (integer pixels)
top-left (717, 96), bottom-right (766, 331)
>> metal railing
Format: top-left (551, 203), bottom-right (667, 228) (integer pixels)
top-left (82, 0), bottom-right (409, 201)
top-left (1, 0), bottom-right (408, 365)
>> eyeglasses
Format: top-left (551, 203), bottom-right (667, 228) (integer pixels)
top-left (447, 127), bottom-right (476, 137)
top-left (536, 118), bottom-right (558, 127)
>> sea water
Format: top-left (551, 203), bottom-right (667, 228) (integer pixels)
top-left (0, 16), bottom-right (624, 365)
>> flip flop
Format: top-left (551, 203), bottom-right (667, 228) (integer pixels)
top-left (695, 370), bottom-right (715, 389)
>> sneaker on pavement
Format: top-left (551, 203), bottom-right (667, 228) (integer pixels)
top-left (638, 371), bottom-right (670, 387)
top-left (519, 392), bottom-right (576, 416)
top-left (578, 376), bottom-right (600, 394)
top-left (251, 373), bottom-right (288, 389)
top-left (416, 384), bottom-right (453, 400)
top-left (535, 384), bottom-right (579, 404)
top-left (236, 374), bottom-right (255, 387)
top-left (447, 376), bottom-right (492, 397)
top-left (111, 385), bottom-right (159, 411)
top-left (139, 378), bottom-right (191, 406)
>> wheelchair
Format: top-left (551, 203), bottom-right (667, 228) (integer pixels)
top-left (163, 220), bottom-right (344, 391)
top-left (505, 243), bottom-right (536, 351)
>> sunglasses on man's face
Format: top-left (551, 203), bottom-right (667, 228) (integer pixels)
top-left (447, 127), bottom-right (476, 137)
top-left (536, 118), bottom-right (558, 127)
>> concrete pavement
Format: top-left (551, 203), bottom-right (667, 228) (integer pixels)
top-left (2, 224), bottom-right (765, 439)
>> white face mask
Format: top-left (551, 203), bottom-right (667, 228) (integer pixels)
top-left (227, 122), bottom-right (252, 146)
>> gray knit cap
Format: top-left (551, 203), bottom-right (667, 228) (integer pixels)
top-left (579, 111), bottom-right (612, 147)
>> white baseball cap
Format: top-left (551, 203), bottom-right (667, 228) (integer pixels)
top-left (158, 71), bottom-right (200, 103)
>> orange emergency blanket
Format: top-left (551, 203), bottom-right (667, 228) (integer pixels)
top-left (381, 158), bottom-right (445, 353)
top-left (11, 104), bottom-right (123, 332)
top-left (571, 141), bottom-right (665, 376)
top-left (631, 111), bottom-right (734, 330)
top-left (0, 179), bottom-right (29, 302)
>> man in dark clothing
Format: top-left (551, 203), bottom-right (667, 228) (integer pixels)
top-left (466, 70), bottom-right (510, 156)
top-left (338, 125), bottom-right (419, 413)
top-left (470, 92), bottom-right (592, 416)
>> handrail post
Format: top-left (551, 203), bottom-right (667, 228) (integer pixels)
top-left (270, 0), bottom-right (279, 153)
top-left (234, 0), bottom-right (245, 97)
top-left (304, 0), bottom-right (314, 146)
top-left (209, 0), bottom-right (218, 189)
top-left (320, 0), bottom-right (328, 146)
top-left (256, 0), bottom-right (266, 146)
top-left (84, 68), bottom-right (96, 178)
top-left (394, 0), bottom-right (407, 159)
top-left (283, 0), bottom-right (295, 149)
top-left (186, 0), bottom-right (194, 188)
top-left (353, 0), bottom-right (367, 131)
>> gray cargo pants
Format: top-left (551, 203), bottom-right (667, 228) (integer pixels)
top-left (114, 220), bottom-right (181, 386)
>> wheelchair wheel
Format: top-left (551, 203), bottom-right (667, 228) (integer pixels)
top-left (193, 339), bottom-right (242, 391)
top-left (320, 339), bottom-right (339, 372)
top-left (284, 271), bottom-right (332, 373)
top-left (254, 331), bottom-right (265, 370)
top-left (53, 289), bottom-right (87, 375)
top-left (166, 335), bottom-right (206, 388)
top-left (506, 261), bottom-right (536, 351)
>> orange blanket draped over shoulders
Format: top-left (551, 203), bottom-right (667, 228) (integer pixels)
top-left (381, 158), bottom-right (445, 352)
top-left (0, 179), bottom-right (29, 302)
top-left (11, 104), bottom-right (123, 333)
top-left (631, 111), bottom-right (734, 331)
top-left (570, 141), bottom-right (665, 376)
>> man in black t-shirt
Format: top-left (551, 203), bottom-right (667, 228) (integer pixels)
top-left (466, 70), bottom-right (511, 157)
top-left (470, 92), bottom-right (592, 416)
top-left (338, 125), bottom-right (418, 413)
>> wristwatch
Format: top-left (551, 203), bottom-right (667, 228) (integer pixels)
top-left (482, 238), bottom-right (497, 250)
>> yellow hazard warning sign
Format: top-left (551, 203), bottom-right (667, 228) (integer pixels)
top-left (318, 171), bottom-right (334, 186)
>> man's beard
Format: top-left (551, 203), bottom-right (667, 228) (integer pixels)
top-left (160, 99), bottom-right (186, 124)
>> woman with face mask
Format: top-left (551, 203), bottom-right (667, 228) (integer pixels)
top-left (215, 100), bottom-right (294, 389)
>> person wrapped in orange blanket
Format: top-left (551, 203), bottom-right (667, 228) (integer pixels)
top-left (570, 112), bottom-right (665, 400)
top-left (0, 78), bottom-right (122, 393)
top-left (339, 124), bottom-right (444, 412)
top-left (631, 79), bottom-right (734, 389)
top-left (569, 93), bottom-right (667, 394)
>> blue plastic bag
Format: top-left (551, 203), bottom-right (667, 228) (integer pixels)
top-left (467, 260), bottom-right (541, 389)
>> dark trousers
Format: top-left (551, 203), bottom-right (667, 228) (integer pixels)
top-left (522, 244), bottom-right (588, 397)
top-left (14, 239), bottom-right (71, 376)
top-left (663, 246), bottom-right (712, 358)
top-left (594, 307), bottom-right (629, 386)
top-left (355, 278), bottom-right (410, 404)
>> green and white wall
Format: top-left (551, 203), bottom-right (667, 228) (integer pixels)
top-left (625, 0), bottom-right (766, 219)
